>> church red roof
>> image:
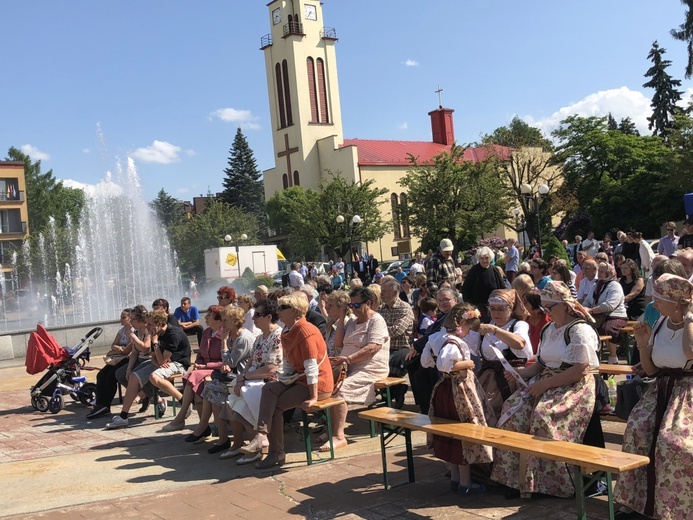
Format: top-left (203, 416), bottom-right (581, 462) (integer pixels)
top-left (340, 139), bottom-right (512, 166)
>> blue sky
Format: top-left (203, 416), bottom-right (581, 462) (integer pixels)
top-left (1, 1), bottom-right (691, 202)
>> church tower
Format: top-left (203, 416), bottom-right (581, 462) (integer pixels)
top-left (261, 0), bottom-right (346, 198)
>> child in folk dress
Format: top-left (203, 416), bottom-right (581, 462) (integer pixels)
top-left (421, 303), bottom-right (495, 495)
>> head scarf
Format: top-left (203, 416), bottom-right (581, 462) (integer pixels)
top-left (652, 273), bottom-right (693, 305)
top-left (540, 280), bottom-right (595, 323)
top-left (488, 289), bottom-right (529, 321)
top-left (593, 262), bottom-right (617, 301)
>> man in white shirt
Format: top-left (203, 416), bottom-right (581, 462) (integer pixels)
top-left (408, 258), bottom-right (425, 275)
top-left (581, 231), bottom-right (600, 257)
top-left (334, 257), bottom-right (345, 276)
top-left (576, 259), bottom-right (597, 304)
top-left (288, 262), bottom-right (304, 288)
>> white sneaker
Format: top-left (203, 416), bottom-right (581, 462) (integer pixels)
top-left (105, 416), bottom-right (129, 429)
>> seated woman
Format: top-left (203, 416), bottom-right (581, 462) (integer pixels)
top-left (237, 294), bottom-right (261, 337)
top-left (491, 281), bottom-right (599, 498)
top-left (613, 274), bottom-right (693, 519)
top-left (218, 299), bottom-right (283, 463)
top-left (240, 293), bottom-right (333, 468)
top-left (216, 286), bottom-right (237, 307)
top-left (325, 287), bottom-right (390, 451)
top-left (188, 306), bottom-right (254, 447)
top-left (87, 308), bottom-right (133, 419)
top-left (522, 290), bottom-right (550, 356)
top-left (322, 290), bottom-right (355, 357)
top-left (619, 259), bottom-right (646, 320)
top-left (162, 305), bottom-right (225, 432)
top-left (467, 289), bottom-right (532, 420)
top-left (584, 262), bottom-right (628, 364)
top-left (551, 260), bottom-right (577, 299)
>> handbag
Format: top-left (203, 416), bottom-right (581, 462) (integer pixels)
top-left (331, 360), bottom-right (348, 396)
top-left (103, 351), bottom-right (128, 366)
top-left (278, 370), bottom-right (304, 385)
top-left (615, 377), bottom-right (655, 420)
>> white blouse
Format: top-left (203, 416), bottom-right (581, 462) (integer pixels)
top-left (651, 317), bottom-right (691, 370)
top-left (465, 320), bottom-right (533, 360)
top-left (537, 321), bottom-right (599, 369)
top-left (421, 330), bottom-right (470, 373)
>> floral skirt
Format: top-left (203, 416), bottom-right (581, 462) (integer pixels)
top-left (429, 372), bottom-right (494, 466)
top-left (613, 376), bottom-right (693, 520)
top-left (490, 369), bottom-right (595, 497)
top-left (201, 378), bottom-right (234, 406)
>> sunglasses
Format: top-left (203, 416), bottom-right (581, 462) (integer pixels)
top-left (253, 312), bottom-right (270, 318)
top-left (277, 304), bottom-right (292, 311)
top-left (488, 306), bottom-right (510, 313)
top-left (217, 294), bottom-right (230, 299)
top-left (347, 301), bottom-right (368, 309)
top-left (540, 302), bottom-right (561, 313)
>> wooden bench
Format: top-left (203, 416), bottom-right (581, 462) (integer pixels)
top-left (368, 377), bottom-right (408, 437)
top-left (359, 407), bottom-right (649, 520)
top-left (301, 397), bottom-right (345, 465)
top-left (596, 364), bottom-right (634, 376)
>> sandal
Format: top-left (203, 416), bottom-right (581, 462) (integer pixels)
top-left (317, 437), bottom-right (347, 452)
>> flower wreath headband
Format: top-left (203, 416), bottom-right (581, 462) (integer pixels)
top-left (461, 309), bottom-right (481, 320)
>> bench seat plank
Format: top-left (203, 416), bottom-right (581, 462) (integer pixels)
top-left (596, 365), bottom-right (633, 376)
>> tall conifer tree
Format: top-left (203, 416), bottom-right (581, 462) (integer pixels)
top-left (643, 41), bottom-right (682, 140)
top-left (221, 128), bottom-right (265, 227)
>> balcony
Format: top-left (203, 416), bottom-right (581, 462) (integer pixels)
top-left (0, 221), bottom-right (27, 237)
top-left (321, 27), bottom-right (338, 41)
top-left (0, 191), bottom-right (24, 204)
top-left (260, 34), bottom-right (273, 50)
top-left (283, 21), bottom-right (304, 38)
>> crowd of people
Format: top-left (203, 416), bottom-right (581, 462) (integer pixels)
top-left (84, 218), bottom-right (693, 519)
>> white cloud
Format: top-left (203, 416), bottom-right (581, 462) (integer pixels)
top-left (20, 144), bottom-right (50, 161)
top-left (402, 59), bottom-right (419, 67)
top-left (526, 86), bottom-right (652, 136)
top-left (176, 187), bottom-right (190, 194)
top-left (397, 122), bottom-right (408, 130)
top-left (131, 140), bottom-right (182, 164)
top-left (209, 108), bottom-right (261, 130)
top-left (61, 178), bottom-right (123, 197)
top-left (82, 148), bottom-right (90, 154)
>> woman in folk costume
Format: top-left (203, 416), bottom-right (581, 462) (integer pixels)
top-left (614, 274), bottom-right (693, 520)
top-left (491, 281), bottom-right (600, 498)
top-left (421, 303), bottom-right (495, 496)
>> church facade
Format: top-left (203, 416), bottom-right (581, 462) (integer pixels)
top-left (260, 0), bottom-right (512, 261)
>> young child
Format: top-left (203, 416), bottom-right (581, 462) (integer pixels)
top-left (417, 297), bottom-right (438, 337)
top-left (421, 303), bottom-right (494, 495)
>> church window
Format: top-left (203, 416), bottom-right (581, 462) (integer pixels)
top-left (316, 58), bottom-right (329, 123)
top-left (306, 58), bottom-right (319, 123)
top-left (281, 60), bottom-right (294, 126)
top-left (293, 170), bottom-right (300, 186)
top-left (400, 192), bottom-right (410, 237)
top-left (391, 193), bottom-right (401, 239)
top-left (282, 174), bottom-right (289, 189)
top-left (275, 63), bottom-right (287, 128)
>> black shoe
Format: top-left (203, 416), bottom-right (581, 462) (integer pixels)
top-left (138, 397), bottom-right (150, 413)
top-left (208, 439), bottom-right (231, 454)
top-left (614, 510), bottom-right (641, 519)
top-left (86, 405), bottom-right (110, 419)
top-left (391, 384), bottom-right (408, 409)
top-left (185, 425), bottom-right (212, 444)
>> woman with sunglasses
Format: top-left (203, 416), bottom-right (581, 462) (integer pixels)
top-left (469, 289), bottom-right (532, 420)
top-left (324, 287), bottom-right (390, 452)
top-left (219, 299), bottom-right (283, 463)
top-left (162, 305), bottom-right (225, 432)
top-left (239, 293), bottom-right (333, 468)
top-left (216, 286), bottom-right (237, 307)
top-left (491, 281), bottom-right (599, 499)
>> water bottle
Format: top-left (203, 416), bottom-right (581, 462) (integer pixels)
top-left (608, 377), bottom-right (617, 408)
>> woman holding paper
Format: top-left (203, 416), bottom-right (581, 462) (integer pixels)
top-left (490, 281), bottom-right (600, 498)
top-left (468, 289), bottom-right (532, 420)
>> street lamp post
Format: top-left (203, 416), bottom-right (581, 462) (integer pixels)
top-left (336, 214), bottom-right (361, 279)
top-left (224, 233), bottom-right (248, 278)
top-left (520, 183), bottom-right (550, 257)
top-left (512, 207), bottom-right (524, 249)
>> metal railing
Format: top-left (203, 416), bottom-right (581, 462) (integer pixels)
top-left (0, 190), bottom-right (24, 202)
top-left (260, 34), bottom-right (273, 49)
top-left (321, 27), bottom-right (338, 40)
top-left (0, 221), bottom-right (27, 235)
top-left (283, 21), bottom-right (304, 37)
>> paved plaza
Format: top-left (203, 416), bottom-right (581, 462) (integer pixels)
top-left (0, 352), bottom-right (622, 519)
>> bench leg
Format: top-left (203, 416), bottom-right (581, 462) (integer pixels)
top-left (302, 410), bottom-right (313, 465)
top-left (153, 388), bottom-right (160, 420)
top-left (573, 466), bottom-right (586, 520)
top-left (379, 423), bottom-right (415, 490)
top-left (606, 472), bottom-right (614, 520)
top-left (117, 383), bottom-right (123, 405)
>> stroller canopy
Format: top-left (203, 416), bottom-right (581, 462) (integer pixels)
top-left (25, 324), bottom-right (69, 375)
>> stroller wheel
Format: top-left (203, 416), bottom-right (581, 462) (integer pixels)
top-left (78, 383), bottom-right (97, 406)
top-left (48, 394), bottom-right (63, 414)
top-left (32, 395), bottom-right (49, 412)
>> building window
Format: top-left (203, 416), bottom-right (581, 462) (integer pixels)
top-left (391, 193), bottom-right (401, 239)
top-left (316, 58), bottom-right (329, 123)
top-left (293, 171), bottom-right (300, 186)
top-left (399, 192), bottom-right (410, 237)
top-left (275, 63), bottom-right (287, 129)
top-left (306, 57), bottom-right (319, 123)
top-left (281, 60), bottom-right (293, 126)
top-left (282, 174), bottom-right (289, 189)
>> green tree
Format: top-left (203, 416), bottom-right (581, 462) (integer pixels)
top-left (552, 115), bottom-right (677, 236)
top-left (399, 145), bottom-right (512, 254)
top-left (542, 235), bottom-right (570, 264)
top-left (265, 173), bottom-right (389, 260)
top-left (481, 116), bottom-right (553, 149)
top-left (643, 41), bottom-right (682, 140)
top-left (618, 117), bottom-right (640, 136)
top-left (170, 198), bottom-right (258, 274)
top-left (671, 0), bottom-right (693, 78)
top-left (150, 189), bottom-right (184, 227)
top-left (607, 113), bottom-right (618, 131)
top-left (5, 146), bottom-right (85, 233)
top-left (220, 128), bottom-right (265, 231)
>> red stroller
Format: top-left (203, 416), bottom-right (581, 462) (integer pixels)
top-left (26, 324), bottom-right (103, 414)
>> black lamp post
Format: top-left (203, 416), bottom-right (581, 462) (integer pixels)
top-left (336, 214), bottom-right (361, 279)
